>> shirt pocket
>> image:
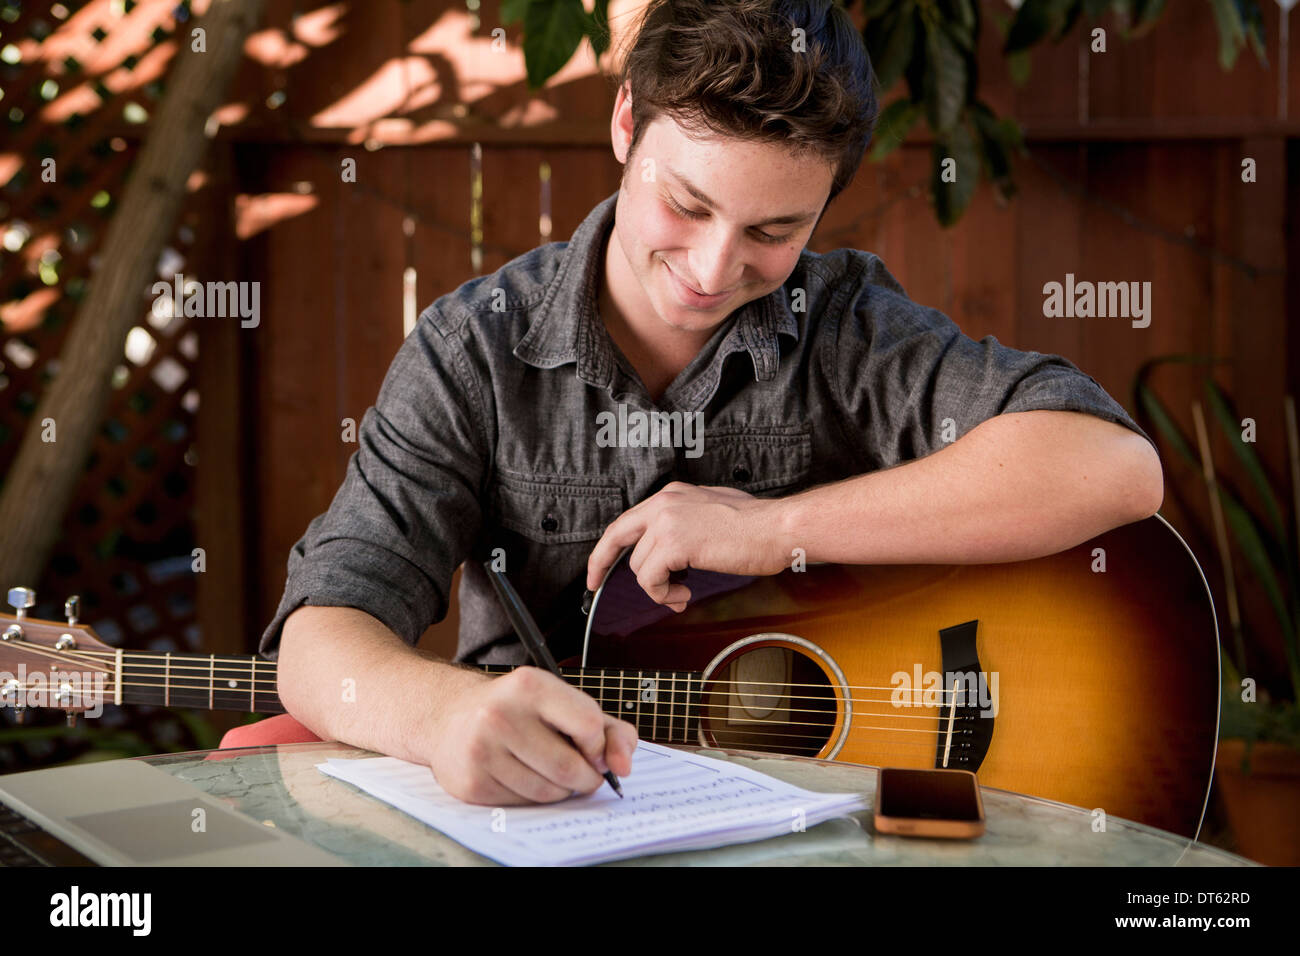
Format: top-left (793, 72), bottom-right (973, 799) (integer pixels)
top-left (490, 468), bottom-right (625, 544)
top-left (676, 423), bottom-right (811, 495)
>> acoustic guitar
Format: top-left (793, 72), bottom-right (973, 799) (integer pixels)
top-left (0, 514), bottom-right (1219, 839)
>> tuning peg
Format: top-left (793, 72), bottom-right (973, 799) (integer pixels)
top-left (7, 587), bottom-right (35, 621)
top-left (11, 706), bottom-right (28, 725)
top-left (64, 595), bottom-right (80, 626)
top-left (65, 711), bottom-right (78, 729)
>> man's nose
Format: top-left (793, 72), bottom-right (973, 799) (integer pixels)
top-left (691, 227), bottom-right (745, 295)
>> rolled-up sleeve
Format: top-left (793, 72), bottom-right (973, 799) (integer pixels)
top-left (835, 253), bottom-right (1154, 467)
top-left (258, 306), bottom-right (488, 660)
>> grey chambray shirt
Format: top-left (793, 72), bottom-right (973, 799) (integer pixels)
top-left (259, 189), bottom-right (1153, 667)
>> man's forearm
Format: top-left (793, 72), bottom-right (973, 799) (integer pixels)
top-left (777, 410), bottom-right (1163, 565)
top-left (276, 605), bottom-right (490, 764)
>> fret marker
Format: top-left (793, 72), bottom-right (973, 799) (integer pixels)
top-left (625, 702), bottom-right (633, 710)
top-left (227, 679), bottom-right (238, 688)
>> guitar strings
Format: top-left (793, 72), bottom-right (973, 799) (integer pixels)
top-left (6, 640), bottom-right (987, 754)
top-left (8, 643), bottom-right (980, 698)
top-left (6, 642), bottom-right (997, 742)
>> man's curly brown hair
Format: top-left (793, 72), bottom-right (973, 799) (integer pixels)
top-left (610, 0), bottom-right (878, 214)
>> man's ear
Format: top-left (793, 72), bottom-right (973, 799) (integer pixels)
top-left (610, 83), bottom-right (634, 165)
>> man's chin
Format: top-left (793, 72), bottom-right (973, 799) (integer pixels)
top-left (648, 295), bottom-right (721, 331)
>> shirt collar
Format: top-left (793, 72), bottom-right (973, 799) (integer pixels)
top-left (513, 189), bottom-right (798, 394)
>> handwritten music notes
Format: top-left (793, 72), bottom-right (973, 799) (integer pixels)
top-left (317, 741), bottom-right (869, 866)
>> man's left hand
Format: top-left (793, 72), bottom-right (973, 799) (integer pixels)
top-left (585, 481), bottom-right (792, 611)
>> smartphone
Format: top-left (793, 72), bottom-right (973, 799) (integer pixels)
top-left (873, 767), bottom-right (985, 839)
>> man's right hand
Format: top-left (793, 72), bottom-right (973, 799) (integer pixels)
top-left (418, 666), bottom-right (638, 805)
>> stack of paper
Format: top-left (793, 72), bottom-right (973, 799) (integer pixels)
top-left (317, 741), bottom-right (869, 866)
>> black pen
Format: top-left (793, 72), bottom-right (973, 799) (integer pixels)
top-left (483, 561), bottom-right (624, 798)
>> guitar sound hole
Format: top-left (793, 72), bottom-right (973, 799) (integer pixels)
top-left (699, 645), bottom-right (837, 758)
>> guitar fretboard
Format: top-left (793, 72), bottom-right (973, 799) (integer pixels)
top-left (110, 653), bottom-right (702, 745)
top-left (117, 651), bottom-right (285, 714)
top-left (482, 665), bottom-right (703, 745)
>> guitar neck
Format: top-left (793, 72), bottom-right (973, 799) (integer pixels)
top-left (481, 664), bottom-right (704, 746)
top-left (115, 650), bottom-right (286, 715)
top-left (115, 653), bottom-right (703, 745)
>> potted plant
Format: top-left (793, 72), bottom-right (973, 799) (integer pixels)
top-left (1136, 356), bottom-right (1300, 865)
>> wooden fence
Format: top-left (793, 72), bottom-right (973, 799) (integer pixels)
top-left (1, 0), bottom-right (1297, 755)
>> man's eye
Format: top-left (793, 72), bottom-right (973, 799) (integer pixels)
top-left (666, 195), bottom-right (707, 220)
top-left (666, 195), bottom-right (790, 245)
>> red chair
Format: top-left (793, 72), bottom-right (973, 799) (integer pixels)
top-left (218, 714), bottom-right (322, 749)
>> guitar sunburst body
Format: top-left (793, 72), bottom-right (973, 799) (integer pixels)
top-left (580, 515), bottom-right (1220, 839)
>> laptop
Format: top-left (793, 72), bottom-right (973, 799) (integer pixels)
top-left (0, 757), bottom-right (347, 866)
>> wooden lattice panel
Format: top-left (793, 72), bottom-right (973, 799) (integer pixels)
top-left (0, 0), bottom-right (225, 767)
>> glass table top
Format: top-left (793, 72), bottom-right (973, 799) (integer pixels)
top-left (138, 741), bottom-right (1254, 867)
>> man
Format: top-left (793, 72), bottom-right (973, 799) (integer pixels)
top-left (262, 0), bottom-right (1163, 807)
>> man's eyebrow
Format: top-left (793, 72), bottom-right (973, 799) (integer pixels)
top-left (663, 164), bottom-right (818, 226)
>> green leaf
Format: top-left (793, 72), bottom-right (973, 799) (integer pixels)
top-left (1135, 380), bottom-right (1197, 465)
top-left (1219, 489), bottom-right (1300, 695)
top-left (869, 4), bottom-right (916, 93)
top-left (1134, 360), bottom-right (1300, 708)
top-left (1203, 377), bottom-right (1300, 699)
top-left (922, 18), bottom-right (966, 133)
top-left (1058, 0), bottom-right (1084, 39)
top-left (500, 0), bottom-right (531, 26)
top-left (1127, 0), bottom-right (1168, 38)
top-left (1240, 0), bottom-right (1268, 66)
top-left (937, 0), bottom-right (976, 51)
top-left (954, 0), bottom-right (977, 33)
top-left (940, 19), bottom-right (974, 55)
top-left (1131, 354), bottom-right (1230, 468)
top-left (1207, 0), bottom-right (1246, 70)
top-left (1219, 657), bottom-right (1261, 743)
top-left (970, 102), bottom-right (1024, 181)
top-left (1005, 0), bottom-right (1077, 52)
top-left (588, 0), bottom-right (610, 58)
top-left (996, 115), bottom-right (1025, 155)
top-left (932, 116), bottom-right (979, 226)
top-left (1202, 378), bottom-right (1286, 539)
top-left (1007, 48), bottom-right (1031, 86)
top-left (869, 97), bottom-right (922, 161)
top-left (1004, 0), bottom-right (1053, 53)
top-left (522, 0), bottom-right (589, 91)
top-left (1222, 650), bottom-right (1243, 694)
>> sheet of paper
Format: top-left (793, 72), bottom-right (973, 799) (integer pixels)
top-left (317, 741), bottom-right (868, 866)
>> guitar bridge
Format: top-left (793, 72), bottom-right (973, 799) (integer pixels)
top-left (934, 620), bottom-right (995, 771)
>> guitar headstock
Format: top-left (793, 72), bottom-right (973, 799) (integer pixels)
top-left (1, 587), bottom-right (115, 727)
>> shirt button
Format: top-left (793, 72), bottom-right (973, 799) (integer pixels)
top-left (540, 514), bottom-right (559, 532)
top-left (732, 465), bottom-right (751, 483)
